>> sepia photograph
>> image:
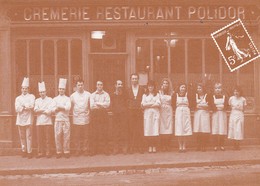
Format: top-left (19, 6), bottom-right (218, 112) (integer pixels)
top-left (0, 0), bottom-right (260, 185)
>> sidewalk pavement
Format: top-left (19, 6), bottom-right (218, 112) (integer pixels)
top-left (0, 145), bottom-right (260, 176)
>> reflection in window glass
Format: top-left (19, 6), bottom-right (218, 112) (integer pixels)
top-left (136, 39), bottom-right (150, 72)
top-left (153, 39), bottom-right (167, 73)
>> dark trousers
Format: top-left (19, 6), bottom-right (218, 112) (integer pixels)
top-left (195, 132), bottom-right (210, 149)
top-left (111, 112), bottom-right (128, 151)
top-left (37, 125), bottom-right (52, 155)
top-left (91, 109), bottom-right (109, 154)
top-left (213, 134), bottom-right (225, 147)
top-left (73, 124), bottom-right (90, 153)
top-left (128, 109), bottom-right (144, 151)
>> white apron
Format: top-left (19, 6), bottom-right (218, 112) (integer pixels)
top-left (193, 94), bottom-right (210, 133)
top-left (175, 93), bottom-right (192, 136)
top-left (228, 96), bottom-right (246, 140)
top-left (159, 93), bottom-right (173, 134)
top-left (142, 94), bottom-right (160, 136)
top-left (212, 95), bottom-right (227, 135)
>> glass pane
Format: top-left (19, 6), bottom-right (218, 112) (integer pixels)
top-left (57, 40), bottom-right (68, 75)
top-left (15, 40), bottom-right (27, 95)
top-left (153, 39), bottom-right (167, 74)
top-left (71, 39), bottom-right (82, 76)
top-left (43, 40), bottom-right (54, 75)
top-left (136, 39), bottom-right (150, 72)
top-left (239, 63), bottom-right (254, 96)
top-left (188, 39), bottom-right (202, 84)
top-left (170, 39), bottom-right (185, 88)
top-left (29, 40), bottom-right (40, 75)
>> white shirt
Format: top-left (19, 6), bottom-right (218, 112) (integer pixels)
top-left (132, 85), bottom-right (139, 97)
top-left (70, 91), bottom-right (91, 125)
top-left (52, 95), bottom-right (71, 122)
top-left (15, 93), bottom-right (35, 126)
top-left (90, 90), bottom-right (110, 110)
top-left (34, 96), bottom-right (54, 125)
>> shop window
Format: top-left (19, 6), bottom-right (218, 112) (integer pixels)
top-left (136, 39), bottom-right (150, 72)
top-left (153, 39), bottom-right (167, 73)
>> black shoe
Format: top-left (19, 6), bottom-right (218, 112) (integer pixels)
top-left (21, 151), bottom-right (27, 158)
top-left (27, 153), bottom-right (33, 159)
top-left (56, 153), bottom-right (62, 159)
top-left (46, 153), bottom-right (52, 158)
top-left (64, 153), bottom-right (70, 158)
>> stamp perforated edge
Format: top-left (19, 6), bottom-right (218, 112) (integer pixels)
top-left (211, 18), bottom-right (260, 72)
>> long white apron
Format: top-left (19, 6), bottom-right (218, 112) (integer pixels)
top-left (143, 94), bottom-right (160, 136)
top-left (175, 93), bottom-right (192, 136)
top-left (212, 95), bottom-right (227, 135)
top-left (159, 93), bottom-right (173, 134)
top-left (193, 94), bottom-right (210, 133)
top-left (228, 96), bottom-right (246, 140)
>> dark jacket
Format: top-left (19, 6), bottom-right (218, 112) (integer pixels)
top-left (127, 85), bottom-right (145, 110)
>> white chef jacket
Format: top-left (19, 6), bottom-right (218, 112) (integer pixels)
top-left (34, 96), bottom-right (54, 125)
top-left (70, 91), bottom-right (91, 125)
top-left (15, 93), bottom-right (35, 126)
top-left (52, 95), bottom-right (71, 122)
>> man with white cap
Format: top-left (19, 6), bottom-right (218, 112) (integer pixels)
top-left (34, 81), bottom-right (54, 158)
top-left (52, 78), bottom-right (71, 158)
top-left (70, 78), bottom-right (91, 156)
top-left (15, 77), bottom-right (35, 158)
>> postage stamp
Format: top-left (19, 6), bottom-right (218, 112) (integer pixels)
top-left (211, 19), bottom-right (260, 72)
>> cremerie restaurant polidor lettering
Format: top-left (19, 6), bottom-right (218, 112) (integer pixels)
top-left (0, 0), bottom-right (259, 151)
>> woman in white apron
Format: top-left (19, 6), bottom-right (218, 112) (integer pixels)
top-left (172, 84), bottom-right (192, 152)
top-left (212, 83), bottom-right (228, 151)
top-left (228, 86), bottom-right (246, 150)
top-left (141, 80), bottom-right (161, 153)
top-left (193, 84), bottom-right (210, 152)
top-left (159, 78), bottom-right (174, 152)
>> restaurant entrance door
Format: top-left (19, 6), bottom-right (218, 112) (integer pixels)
top-left (91, 55), bottom-right (126, 94)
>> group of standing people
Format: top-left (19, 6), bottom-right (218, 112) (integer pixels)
top-left (15, 73), bottom-right (247, 159)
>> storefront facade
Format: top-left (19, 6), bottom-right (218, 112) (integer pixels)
top-left (0, 0), bottom-right (260, 149)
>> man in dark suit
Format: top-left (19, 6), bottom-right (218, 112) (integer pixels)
top-left (127, 73), bottom-right (145, 153)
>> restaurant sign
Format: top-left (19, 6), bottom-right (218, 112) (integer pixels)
top-left (8, 6), bottom-right (259, 22)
